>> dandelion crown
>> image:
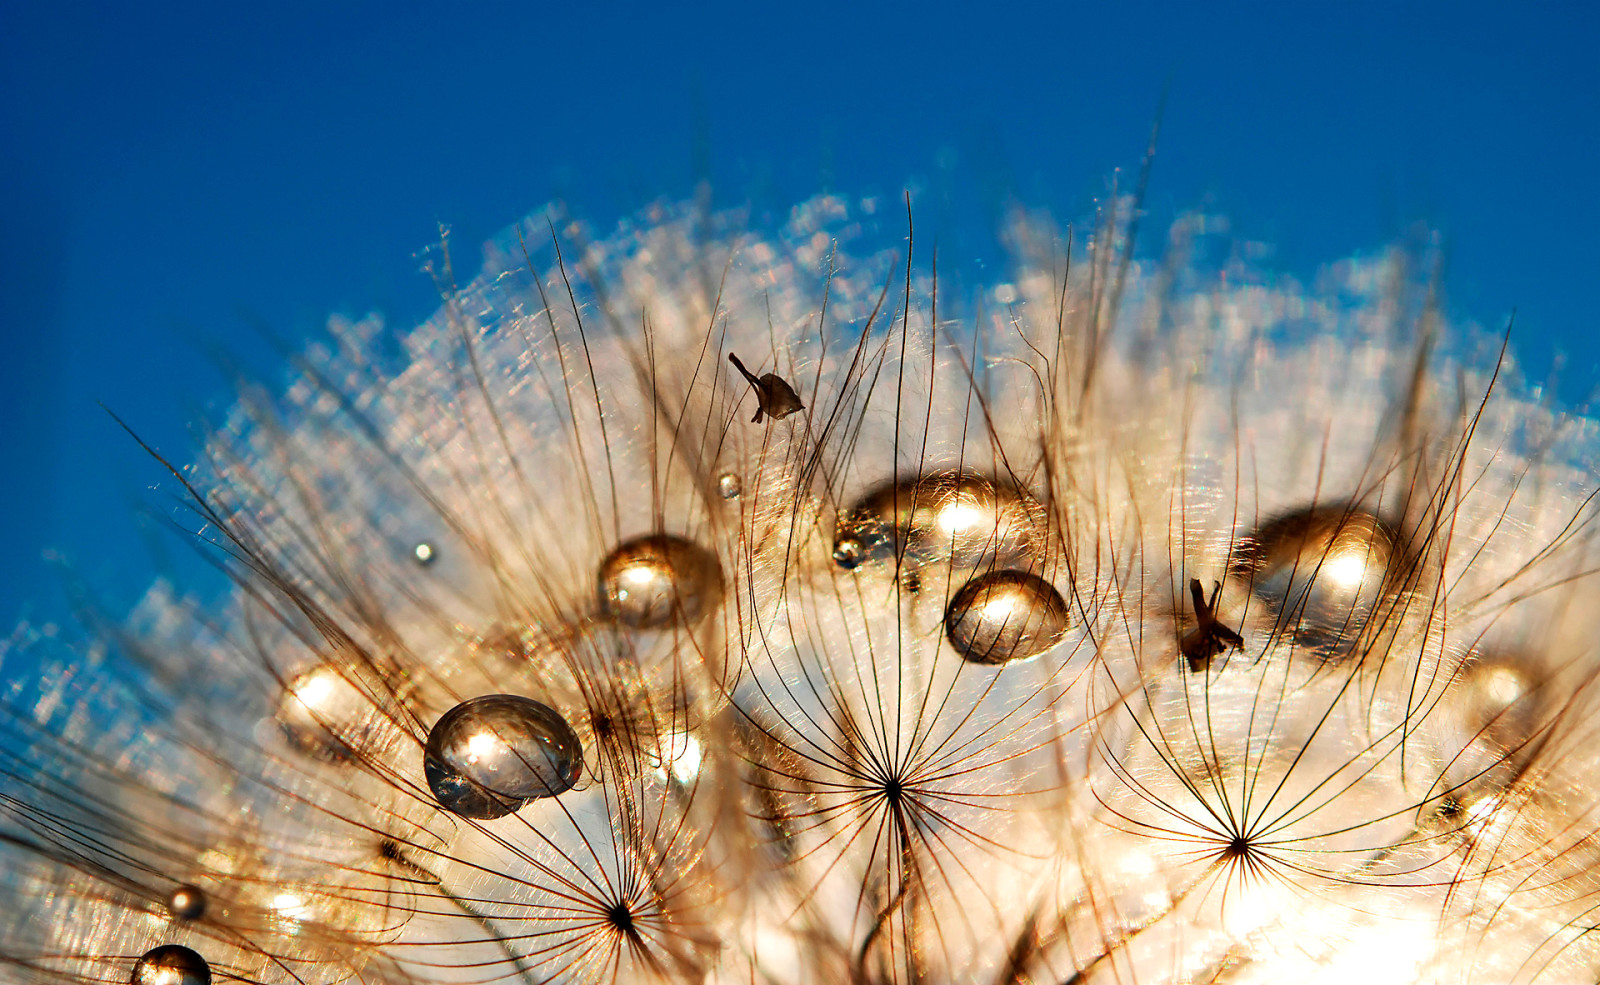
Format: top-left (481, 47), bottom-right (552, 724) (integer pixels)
top-left (5, 171), bottom-right (1600, 985)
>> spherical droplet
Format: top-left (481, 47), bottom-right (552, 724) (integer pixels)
top-left (1233, 508), bottom-right (1398, 655)
top-left (413, 541), bottom-right (436, 565)
top-left (945, 570), bottom-right (1070, 665)
top-left (277, 667), bottom-right (385, 761)
top-left (833, 471), bottom-right (1047, 574)
top-left (598, 534), bottom-right (723, 628)
top-left (165, 884), bottom-right (206, 921)
top-left (132, 945), bottom-right (211, 985)
top-left (716, 472), bottom-right (742, 499)
top-left (424, 695), bottom-right (583, 819)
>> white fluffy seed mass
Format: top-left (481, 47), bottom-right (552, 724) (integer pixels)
top-left (3, 189), bottom-right (1600, 985)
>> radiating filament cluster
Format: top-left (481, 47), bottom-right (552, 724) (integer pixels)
top-left (3, 194), bottom-right (1598, 985)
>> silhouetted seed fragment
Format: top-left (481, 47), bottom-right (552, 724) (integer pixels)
top-left (728, 352), bottom-right (804, 424)
top-left (1181, 579), bottom-right (1245, 672)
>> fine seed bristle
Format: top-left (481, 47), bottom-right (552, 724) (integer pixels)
top-left (4, 188), bottom-right (1600, 985)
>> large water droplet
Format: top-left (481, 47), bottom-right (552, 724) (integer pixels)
top-left (833, 471), bottom-right (1046, 574)
top-left (424, 695), bottom-right (583, 819)
top-left (1233, 508), bottom-right (1398, 656)
top-left (598, 535), bottom-right (723, 628)
top-left (945, 570), bottom-right (1069, 665)
top-left (132, 945), bottom-right (211, 985)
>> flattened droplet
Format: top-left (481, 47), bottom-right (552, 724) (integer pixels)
top-left (424, 694), bottom-right (582, 819)
top-left (132, 945), bottom-right (211, 985)
top-left (945, 570), bottom-right (1069, 665)
top-left (833, 470), bottom-right (1047, 574)
top-left (1233, 508), bottom-right (1398, 655)
top-left (599, 534), bottom-right (723, 628)
top-left (165, 884), bottom-right (207, 921)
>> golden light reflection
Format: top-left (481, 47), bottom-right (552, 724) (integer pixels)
top-left (1322, 550), bottom-right (1369, 589)
top-left (936, 500), bottom-right (986, 535)
top-left (291, 669), bottom-right (336, 708)
top-left (465, 730), bottom-right (503, 764)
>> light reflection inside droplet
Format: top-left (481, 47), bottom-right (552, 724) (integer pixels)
top-left (622, 564), bottom-right (657, 587)
top-left (272, 892), bottom-right (308, 920)
top-left (292, 670), bottom-right (335, 708)
top-left (465, 730), bottom-right (502, 762)
top-left (1480, 667), bottom-right (1526, 707)
top-left (671, 735), bottom-right (703, 782)
top-left (937, 501), bottom-right (985, 535)
top-left (1323, 551), bottom-right (1369, 589)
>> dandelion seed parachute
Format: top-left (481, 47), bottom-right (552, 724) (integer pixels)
top-left (3, 187), bottom-right (1600, 985)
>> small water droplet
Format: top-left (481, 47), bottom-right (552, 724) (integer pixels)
top-left (424, 695), bottom-right (583, 819)
top-left (717, 472), bottom-right (742, 499)
top-left (132, 945), bottom-right (211, 985)
top-left (413, 542), bottom-right (436, 565)
top-left (165, 884), bottom-right (206, 921)
top-left (598, 535), bottom-right (723, 628)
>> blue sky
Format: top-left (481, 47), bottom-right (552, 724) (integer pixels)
top-left (1, 1), bottom-right (1596, 626)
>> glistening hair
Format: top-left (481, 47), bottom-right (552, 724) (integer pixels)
top-left (3, 179), bottom-right (1599, 985)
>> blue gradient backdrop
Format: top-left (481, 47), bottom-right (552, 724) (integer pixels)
top-left (1, 1), bottom-right (1596, 627)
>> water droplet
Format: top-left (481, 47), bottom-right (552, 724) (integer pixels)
top-left (945, 570), bottom-right (1069, 665)
top-left (834, 471), bottom-right (1047, 574)
top-left (424, 695), bottom-right (582, 819)
top-left (598, 535), bottom-right (723, 628)
top-left (1449, 650), bottom-right (1547, 795)
top-left (165, 884), bottom-right (206, 921)
top-left (413, 541), bottom-right (436, 565)
top-left (277, 667), bottom-right (386, 761)
top-left (1233, 508), bottom-right (1398, 655)
top-left (832, 537), bottom-right (865, 569)
top-left (717, 472), bottom-right (742, 499)
top-left (132, 945), bottom-right (211, 985)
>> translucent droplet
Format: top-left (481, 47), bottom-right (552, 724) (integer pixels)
top-left (717, 472), bottom-right (742, 499)
top-left (833, 471), bottom-right (1047, 573)
top-left (277, 667), bottom-right (386, 761)
top-left (945, 570), bottom-right (1070, 665)
top-left (1453, 651), bottom-right (1546, 786)
top-left (598, 535), bottom-right (723, 628)
top-left (132, 945), bottom-right (211, 985)
top-left (424, 694), bottom-right (583, 819)
top-left (1233, 508), bottom-right (1399, 655)
top-left (165, 884), bottom-right (206, 921)
top-left (413, 541), bottom-right (436, 565)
